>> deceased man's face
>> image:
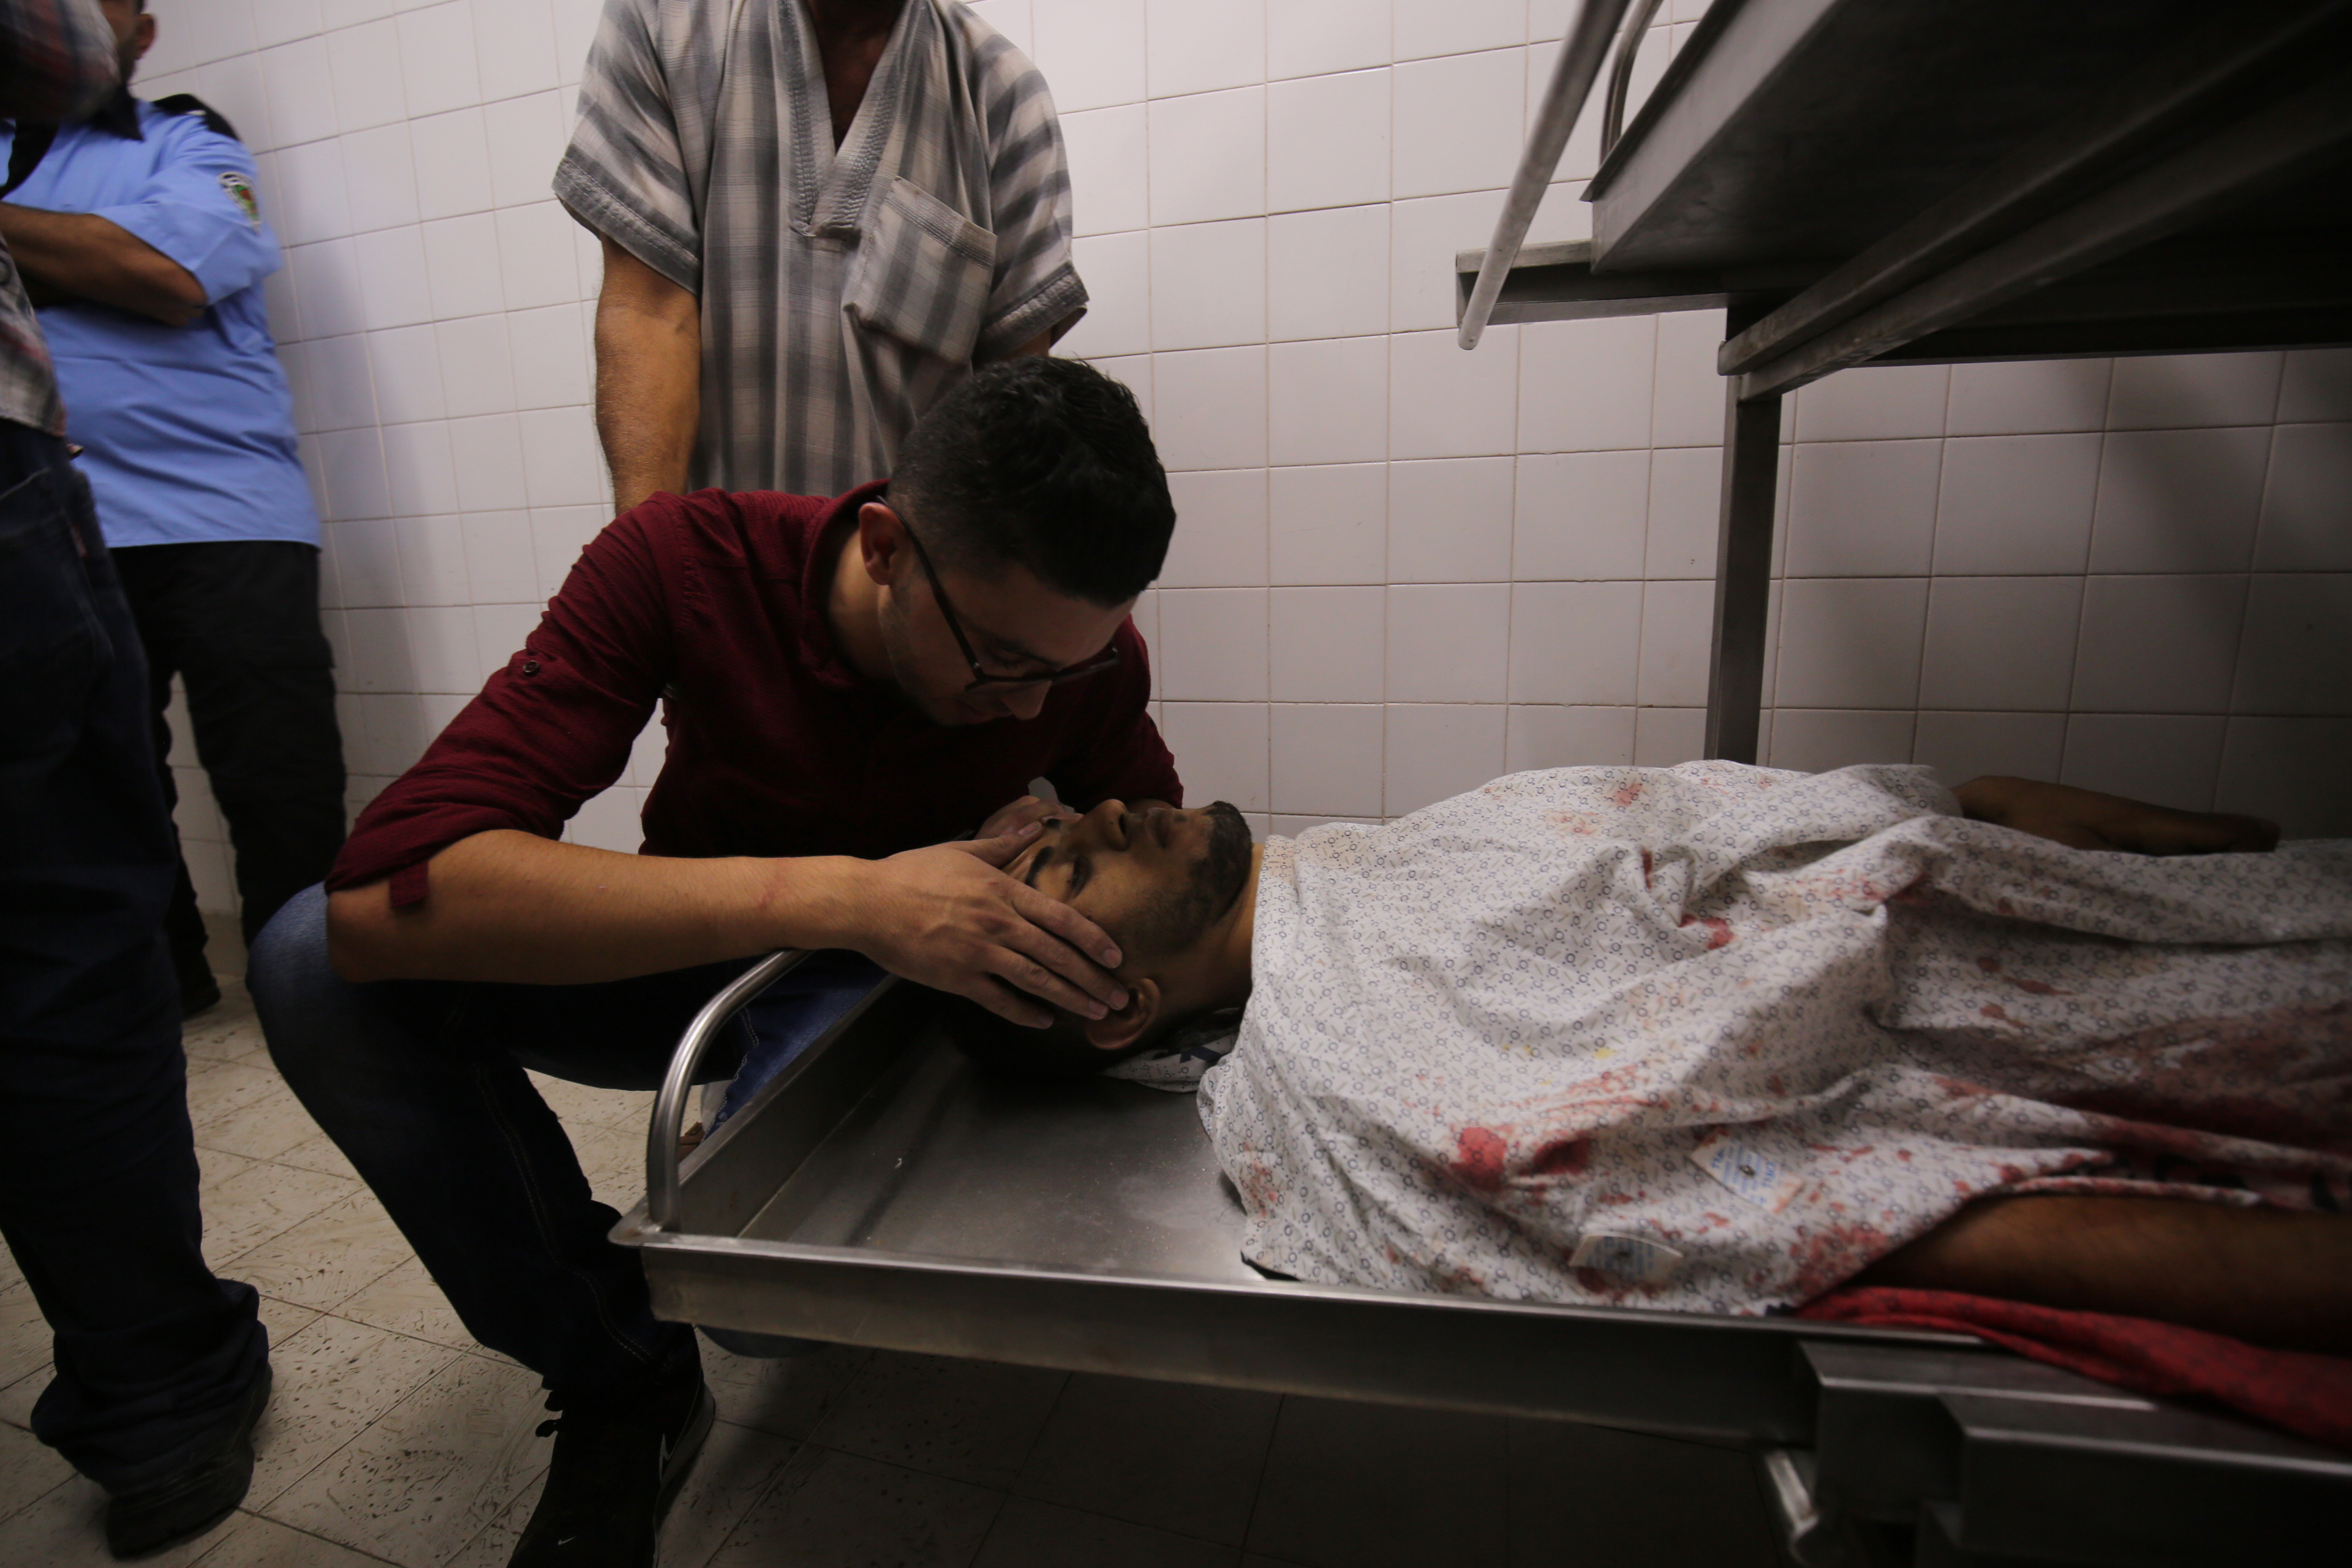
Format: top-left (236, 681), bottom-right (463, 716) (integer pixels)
top-left (1006, 799), bottom-right (1254, 963)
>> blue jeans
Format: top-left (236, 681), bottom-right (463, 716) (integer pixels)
top-left (249, 892), bottom-right (879, 1392)
top-left (0, 423), bottom-right (268, 1492)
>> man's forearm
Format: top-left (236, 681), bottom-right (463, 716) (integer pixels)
top-left (0, 205), bottom-right (205, 325)
top-left (1857, 1194), bottom-right (2352, 1354)
top-left (326, 829), bottom-right (860, 986)
top-left (593, 236), bottom-right (701, 511)
top-left (323, 821), bottom-right (1131, 1023)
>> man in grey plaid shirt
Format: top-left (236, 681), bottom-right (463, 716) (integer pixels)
top-left (557, 0), bottom-right (1088, 507)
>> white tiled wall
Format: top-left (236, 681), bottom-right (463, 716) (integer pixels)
top-left (140, 0), bottom-right (629, 914)
top-left (1029, 0), bottom-right (2352, 841)
top-left (151, 1), bottom-right (2352, 912)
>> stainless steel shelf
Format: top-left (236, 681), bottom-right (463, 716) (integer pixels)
top-left (1463, 0), bottom-right (2352, 766)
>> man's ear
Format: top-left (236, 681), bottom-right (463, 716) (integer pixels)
top-left (855, 501), bottom-right (909, 587)
top-left (1082, 976), bottom-right (1161, 1052)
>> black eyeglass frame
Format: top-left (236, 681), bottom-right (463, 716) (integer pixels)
top-left (895, 513), bottom-right (1125, 693)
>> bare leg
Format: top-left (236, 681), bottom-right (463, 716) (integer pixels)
top-left (1854, 1195), bottom-right (2352, 1354)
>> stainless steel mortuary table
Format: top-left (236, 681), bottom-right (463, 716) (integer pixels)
top-left (613, 15), bottom-right (2352, 1559)
top-left (616, 956), bottom-right (2352, 1567)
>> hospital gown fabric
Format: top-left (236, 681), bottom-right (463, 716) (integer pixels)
top-left (1197, 763), bottom-right (2352, 1315)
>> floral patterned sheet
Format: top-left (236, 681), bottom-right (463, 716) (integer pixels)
top-left (1197, 763), bottom-right (2352, 1314)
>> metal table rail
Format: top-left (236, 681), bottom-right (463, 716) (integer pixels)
top-left (1460, 0), bottom-right (2352, 766)
top-left (617, 965), bottom-right (2352, 1567)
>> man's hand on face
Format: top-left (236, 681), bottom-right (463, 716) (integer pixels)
top-left (846, 824), bottom-right (1128, 1027)
top-left (976, 793), bottom-right (1074, 840)
top-left (1955, 776), bottom-right (2280, 856)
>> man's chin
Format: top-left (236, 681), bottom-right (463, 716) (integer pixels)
top-left (927, 694), bottom-right (1004, 727)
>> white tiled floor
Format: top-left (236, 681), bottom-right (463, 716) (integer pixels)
top-left (0, 982), bottom-right (1790, 1568)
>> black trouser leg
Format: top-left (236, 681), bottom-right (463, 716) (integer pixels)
top-left (250, 889), bottom-right (741, 1398)
top-left (111, 541), bottom-right (348, 948)
top-left (134, 638), bottom-right (216, 998)
top-left (0, 425), bottom-right (270, 1493)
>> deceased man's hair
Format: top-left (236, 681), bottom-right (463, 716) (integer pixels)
top-left (891, 356), bottom-right (1174, 607)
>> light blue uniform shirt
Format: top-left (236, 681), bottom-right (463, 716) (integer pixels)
top-left (2, 97), bottom-right (318, 549)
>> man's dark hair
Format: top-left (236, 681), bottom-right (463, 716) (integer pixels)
top-left (931, 991), bottom-right (1156, 1081)
top-left (893, 357), bottom-right (1174, 606)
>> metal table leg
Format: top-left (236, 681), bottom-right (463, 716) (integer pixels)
top-left (1703, 375), bottom-right (1781, 764)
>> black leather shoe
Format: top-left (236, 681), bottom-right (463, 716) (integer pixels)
top-left (510, 1359), bottom-right (714, 1567)
top-left (104, 1365), bottom-right (271, 1560)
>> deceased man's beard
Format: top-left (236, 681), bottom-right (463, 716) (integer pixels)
top-left (1126, 802), bottom-right (1254, 956)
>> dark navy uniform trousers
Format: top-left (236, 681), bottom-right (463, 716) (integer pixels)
top-left (0, 422), bottom-right (267, 1492)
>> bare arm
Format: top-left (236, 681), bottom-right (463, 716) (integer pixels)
top-left (0, 205), bottom-right (206, 325)
top-left (1954, 776), bottom-right (2278, 855)
top-left (327, 830), bottom-right (821, 986)
top-left (593, 236), bottom-right (700, 511)
top-left (985, 326), bottom-right (1055, 361)
top-left (1856, 1194), bottom-right (2352, 1354)
top-left (326, 824), bottom-right (1133, 1025)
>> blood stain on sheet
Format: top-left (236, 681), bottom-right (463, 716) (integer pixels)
top-left (1234, 1158), bottom-right (1282, 1212)
top-left (1640, 847), bottom-right (1653, 888)
top-left (1980, 1002), bottom-right (2021, 1026)
top-left (1528, 1136), bottom-right (1590, 1177)
top-left (1611, 778), bottom-right (1645, 808)
top-left (2049, 999), bottom-right (2352, 1147)
top-left (1430, 1257), bottom-right (1491, 1295)
top-left (1679, 913), bottom-right (1735, 949)
top-left (1447, 1126), bottom-right (1510, 1193)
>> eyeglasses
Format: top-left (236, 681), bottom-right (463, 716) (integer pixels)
top-left (897, 513), bottom-right (1124, 693)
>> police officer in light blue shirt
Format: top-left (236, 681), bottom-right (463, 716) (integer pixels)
top-left (1, 0), bottom-right (344, 1016)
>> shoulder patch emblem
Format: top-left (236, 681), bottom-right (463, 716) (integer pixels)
top-left (217, 171), bottom-right (262, 229)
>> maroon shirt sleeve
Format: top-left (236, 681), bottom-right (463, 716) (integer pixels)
top-left (1045, 619), bottom-right (1183, 810)
top-left (326, 506), bottom-right (679, 904)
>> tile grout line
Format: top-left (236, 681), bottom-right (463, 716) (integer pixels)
top-left (199, 1509), bottom-right (411, 1568)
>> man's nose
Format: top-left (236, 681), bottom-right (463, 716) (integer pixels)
top-left (1083, 799), bottom-right (1134, 848)
top-left (1001, 684), bottom-right (1051, 721)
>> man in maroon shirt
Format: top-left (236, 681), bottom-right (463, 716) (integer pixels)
top-left (246, 357), bottom-right (1181, 1568)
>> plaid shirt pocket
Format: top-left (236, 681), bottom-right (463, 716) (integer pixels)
top-left (843, 175), bottom-right (997, 363)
